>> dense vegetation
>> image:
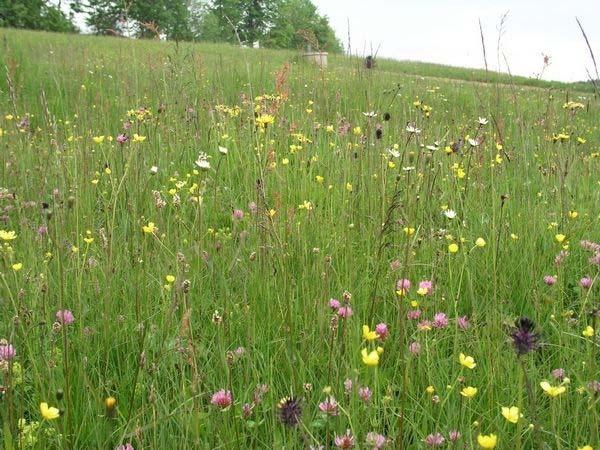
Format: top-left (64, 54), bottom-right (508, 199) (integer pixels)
top-left (0, 28), bottom-right (598, 449)
top-left (0, 0), bottom-right (342, 51)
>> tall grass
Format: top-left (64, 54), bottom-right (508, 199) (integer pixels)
top-left (0, 28), bottom-right (598, 449)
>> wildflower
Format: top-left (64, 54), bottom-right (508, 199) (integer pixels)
top-left (448, 430), bottom-right (461, 441)
top-left (403, 227), bottom-right (415, 236)
top-left (116, 444), bottom-right (134, 450)
top-left (477, 434), bottom-right (497, 449)
top-left (475, 238), bottom-right (486, 247)
top-left (132, 133), bottom-right (146, 143)
top-left (582, 326), bottom-right (595, 337)
top-left (337, 306), bottom-right (353, 319)
top-left (418, 320), bottom-right (432, 331)
top-left (540, 381), bottom-right (566, 397)
top-left (468, 138), bottom-right (480, 147)
top-left (396, 278), bottom-right (411, 296)
top-left (218, 146), bottom-right (228, 155)
top-left (278, 397), bottom-right (301, 426)
top-left (232, 209), bottom-right (244, 220)
top-left (56, 310), bottom-right (74, 325)
top-left (11, 263), bottom-right (23, 271)
top-left (40, 402), bottom-right (60, 420)
top-left (375, 323), bottom-right (389, 341)
top-left (510, 317), bottom-right (540, 355)
top-left (195, 152), bottom-right (211, 170)
top-left (344, 378), bottom-right (353, 392)
top-left (425, 386), bottom-right (435, 395)
top-left (165, 275), bottom-right (175, 284)
top-left (501, 406), bottom-right (521, 423)
top-left (358, 386), bottom-right (372, 402)
top-left (408, 341), bottom-right (421, 355)
top-left (142, 222), bottom-right (157, 234)
top-left (448, 243), bottom-right (459, 253)
top-left (334, 429), bottom-right (355, 449)
top-left (478, 117), bottom-right (489, 125)
top-left (0, 343), bottom-right (16, 361)
top-left (211, 389), bottom-right (233, 409)
top-left (459, 353), bottom-right (476, 369)
top-left (543, 275), bottom-right (557, 286)
top-left (424, 433), bottom-right (445, 446)
top-left (362, 325), bottom-right (379, 341)
top-left (93, 136), bottom-right (105, 144)
top-left (365, 432), bottom-right (387, 449)
top-left (361, 348), bottom-right (379, 366)
top-left (432, 313), bottom-right (449, 329)
top-left (443, 209), bottom-right (457, 219)
top-left (555, 234), bottom-right (566, 243)
top-left (580, 277), bottom-right (592, 289)
top-left (417, 280), bottom-right (433, 296)
top-left (318, 396), bottom-right (339, 416)
top-left (460, 386), bottom-right (477, 398)
top-left (116, 134), bottom-right (128, 144)
top-left (256, 114), bottom-right (275, 128)
top-left (407, 309), bottom-right (421, 320)
top-left (457, 316), bottom-right (470, 330)
top-left (577, 446), bottom-right (593, 450)
top-left (551, 368), bottom-right (565, 381)
top-left (0, 230), bottom-right (16, 240)
top-left (329, 298), bottom-right (341, 310)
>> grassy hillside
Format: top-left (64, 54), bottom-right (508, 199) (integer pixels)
top-left (0, 28), bottom-right (598, 449)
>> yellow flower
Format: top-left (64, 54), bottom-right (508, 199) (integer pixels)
top-left (11, 263), bottom-right (23, 272)
top-left (40, 402), bottom-right (60, 420)
top-left (477, 433), bottom-right (497, 449)
top-left (403, 227), bottom-right (415, 236)
top-left (315, 175), bottom-right (324, 183)
top-left (166, 275), bottom-right (176, 284)
top-left (540, 381), bottom-right (566, 397)
top-left (554, 234), bottom-right (566, 243)
top-left (142, 222), bottom-right (157, 234)
top-left (459, 353), bottom-right (476, 369)
top-left (460, 386), bottom-right (478, 398)
top-left (105, 396), bottom-right (117, 410)
top-left (501, 406), bottom-right (521, 423)
top-left (0, 230), bottom-right (17, 240)
top-left (568, 211), bottom-right (578, 219)
top-left (361, 348), bottom-right (379, 366)
top-left (132, 133), bottom-right (146, 143)
top-left (448, 243), bottom-right (459, 253)
top-left (92, 135), bottom-right (105, 144)
top-left (582, 326), bottom-right (595, 337)
top-left (345, 183), bottom-right (353, 192)
top-left (425, 385), bottom-right (435, 394)
top-left (475, 238), bottom-right (486, 247)
top-left (578, 446), bottom-right (593, 450)
top-left (362, 325), bottom-right (379, 341)
top-left (256, 114), bottom-right (275, 128)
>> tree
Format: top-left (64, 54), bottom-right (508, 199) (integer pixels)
top-left (264, 0), bottom-right (341, 52)
top-left (84, 0), bottom-right (193, 40)
top-left (0, 0), bottom-right (77, 32)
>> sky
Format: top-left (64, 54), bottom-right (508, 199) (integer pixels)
top-left (312, 0), bottom-right (599, 82)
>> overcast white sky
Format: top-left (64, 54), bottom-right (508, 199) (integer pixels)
top-left (312, 0), bottom-right (599, 82)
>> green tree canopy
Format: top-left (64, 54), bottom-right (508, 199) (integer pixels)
top-left (0, 0), bottom-right (77, 32)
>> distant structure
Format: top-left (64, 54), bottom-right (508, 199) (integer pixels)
top-left (302, 45), bottom-right (328, 68)
top-left (365, 55), bottom-right (375, 69)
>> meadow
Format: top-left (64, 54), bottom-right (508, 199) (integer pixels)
top-left (0, 28), bottom-right (598, 449)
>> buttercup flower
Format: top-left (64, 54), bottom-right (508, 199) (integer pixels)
top-left (40, 402), bottom-right (60, 420)
top-left (501, 406), bottom-right (521, 423)
top-left (540, 381), bottom-right (566, 397)
top-left (459, 353), bottom-right (476, 369)
top-left (477, 433), bottom-right (497, 449)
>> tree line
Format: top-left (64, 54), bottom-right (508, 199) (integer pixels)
top-left (0, 0), bottom-right (342, 52)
